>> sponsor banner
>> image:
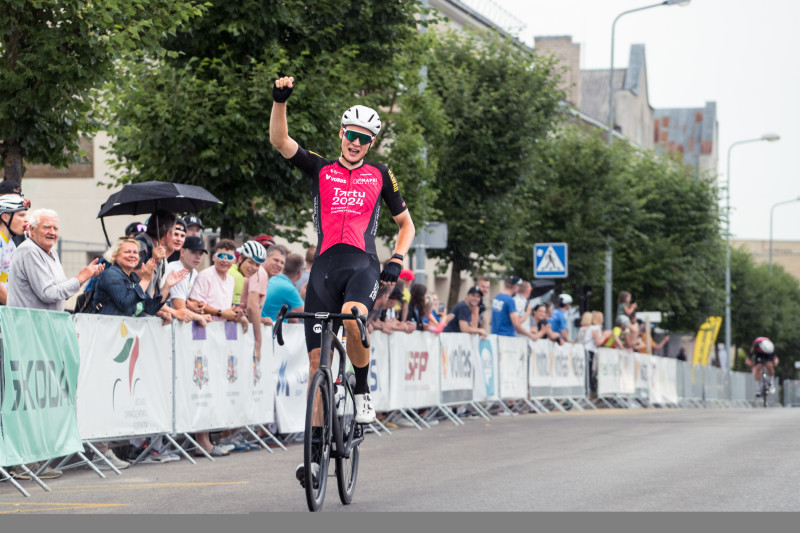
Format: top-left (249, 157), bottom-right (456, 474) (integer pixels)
top-left (439, 333), bottom-right (475, 403)
top-left (1, 308), bottom-right (83, 467)
top-left (529, 340), bottom-right (551, 392)
top-left (618, 350), bottom-right (636, 395)
top-left (368, 331), bottom-right (391, 412)
top-left (74, 315), bottom-right (172, 440)
top-left (652, 356), bottom-right (678, 404)
top-left (693, 316), bottom-right (722, 365)
top-left (497, 336), bottom-right (528, 399)
top-left (271, 324), bottom-right (308, 434)
top-left (389, 331), bottom-right (439, 409)
top-left (634, 352), bottom-right (653, 401)
top-left (249, 325), bottom-right (274, 424)
top-left (174, 321), bottom-right (257, 433)
top-left (474, 335), bottom-right (499, 401)
top-left (550, 342), bottom-right (586, 392)
top-left (596, 348), bottom-right (620, 396)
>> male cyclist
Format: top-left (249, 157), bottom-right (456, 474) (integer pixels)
top-left (746, 337), bottom-right (779, 397)
top-left (269, 76), bottom-right (414, 481)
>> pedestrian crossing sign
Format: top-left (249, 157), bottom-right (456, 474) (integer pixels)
top-left (534, 243), bottom-right (568, 279)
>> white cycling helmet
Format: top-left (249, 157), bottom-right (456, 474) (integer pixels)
top-left (341, 105), bottom-right (381, 136)
top-left (0, 194), bottom-right (29, 215)
top-left (238, 240), bottom-right (266, 264)
top-left (755, 337), bottom-right (775, 355)
top-left (558, 293), bottom-right (573, 306)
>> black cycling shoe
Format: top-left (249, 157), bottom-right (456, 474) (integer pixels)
top-left (295, 462), bottom-right (320, 489)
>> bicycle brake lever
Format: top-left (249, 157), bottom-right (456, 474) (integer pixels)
top-left (274, 304), bottom-right (289, 346)
top-left (350, 306), bottom-right (370, 349)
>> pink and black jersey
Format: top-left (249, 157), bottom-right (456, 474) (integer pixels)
top-left (289, 146), bottom-right (407, 257)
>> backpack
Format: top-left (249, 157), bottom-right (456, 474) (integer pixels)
top-left (74, 288), bottom-right (107, 314)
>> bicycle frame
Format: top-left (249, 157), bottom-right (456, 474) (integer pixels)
top-left (273, 305), bottom-right (369, 459)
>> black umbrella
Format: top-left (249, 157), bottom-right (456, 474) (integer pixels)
top-left (97, 181), bottom-right (223, 245)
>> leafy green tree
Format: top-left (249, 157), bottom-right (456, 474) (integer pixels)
top-left (423, 30), bottom-right (565, 306)
top-left (507, 126), bottom-right (724, 332)
top-left (0, 0), bottom-right (203, 182)
top-left (102, 0), bottom-right (440, 239)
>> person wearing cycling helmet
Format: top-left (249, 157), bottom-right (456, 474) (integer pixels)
top-left (0, 194), bottom-right (30, 305)
top-left (229, 240), bottom-right (267, 307)
top-left (269, 76), bottom-right (415, 431)
top-left (746, 337), bottom-right (779, 396)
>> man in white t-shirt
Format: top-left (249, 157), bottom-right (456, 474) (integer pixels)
top-left (0, 195), bottom-right (29, 305)
top-left (162, 236), bottom-right (208, 325)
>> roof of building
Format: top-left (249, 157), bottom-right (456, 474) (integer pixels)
top-left (653, 102), bottom-right (717, 170)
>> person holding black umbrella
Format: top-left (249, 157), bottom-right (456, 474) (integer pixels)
top-left (134, 209), bottom-right (176, 300)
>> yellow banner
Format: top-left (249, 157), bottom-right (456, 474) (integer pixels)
top-left (693, 316), bottom-right (722, 366)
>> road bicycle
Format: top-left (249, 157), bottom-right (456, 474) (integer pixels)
top-left (273, 304), bottom-right (369, 512)
top-left (753, 356), bottom-right (773, 408)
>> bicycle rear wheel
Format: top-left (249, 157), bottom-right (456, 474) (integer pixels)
top-left (304, 371), bottom-right (331, 512)
top-left (336, 371), bottom-right (360, 505)
top-left (762, 374), bottom-right (768, 408)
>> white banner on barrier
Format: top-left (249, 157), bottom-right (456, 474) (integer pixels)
top-left (618, 350), bottom-right (636, 395)
top-left (550, 342), bottom-right (585, 390)
top-left (249, 325), bottom-right (275, 424)
top-left (439, 333), bottom-right (475, 402)
top-left (659, 357), bottom-right (678, 404)
top-left (369, 331), bottom-right (391, 412)
top-left (529, 339), bottom-right (551, 389)
top-left (174, 321), bottom-right (258, 433)
top-left (596, 348), bottom-right (620, 396)
top-left (74, 315), bottom-right (173, 439)
top-left (634, 353), bottom-right (652, 400)
top-left (272, 324), bottom-right (309, 434)
top-left (473, 335), bottom-right (499, 402)
top-left (389, 331), bottom-right (440, 409)
top-left (497, 336), bottom-right (528, 399)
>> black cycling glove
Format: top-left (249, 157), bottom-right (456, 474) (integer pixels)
top-left (380, 262), bottom-right (402, 284)
top-left (272, 83), bottom-right (293, 103)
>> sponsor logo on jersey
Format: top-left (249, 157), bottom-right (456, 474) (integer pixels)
top-left (353, 176), bottom-right (379, 186)
top-left (388, 168), bottom-right (399, 192)
top-left (325, 173), bottom-right (347, 184)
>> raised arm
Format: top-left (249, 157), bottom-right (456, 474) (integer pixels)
top-left (269, 76), bottom-right (299, 159)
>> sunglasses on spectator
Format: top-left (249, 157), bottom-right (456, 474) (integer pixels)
top-left (342, 129), bottom-right (374, 145)
top-left (215, 252), bottom-right (235, 261)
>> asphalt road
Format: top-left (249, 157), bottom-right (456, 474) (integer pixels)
top-left (2, 407), bottom-right (799, 513)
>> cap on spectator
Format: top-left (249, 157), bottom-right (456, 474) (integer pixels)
top-left (388, 287), bottom-right (403, 301)
top-left (125, 221), bottom-right (147, 236)
top-left (182, 236), bottom-right (208, 253)
top-left (467, 285), bottom-right (482, 295)
top-left (615, 314), bottom-right (631, 326)
top-left (0, 180), bottom-right (21, 195)
top-left (174, 217), bottom-right (187, 232)
top-left (399, 269), bottom-right (415, 282)
top-left (558, 293), bottom-right (573, 306)
top-left (507, 275), bottom-right (523, 286)
top-left (254, 234), bottom-right (275, 247)
top-left (184, 214), bottom-right (203, 230)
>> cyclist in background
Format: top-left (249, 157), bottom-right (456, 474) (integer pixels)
top-left (746, 337), bottom-right (779, 397)
top-left (269, 76), bottom-right (414, 426)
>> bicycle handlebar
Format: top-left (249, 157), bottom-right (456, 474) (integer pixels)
top-left (272, 304), bottom-right (370, 349)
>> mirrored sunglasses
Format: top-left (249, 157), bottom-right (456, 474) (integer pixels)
top-left (215, 252), bottom-right (235, 261)
top-left (343, 129), bottom-right (374, 145)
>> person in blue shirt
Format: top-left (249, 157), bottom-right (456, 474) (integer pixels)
top-left (548, 293), bottom-right (573, 341)
top-left (261, 246), bottom-right (304, 321)
top-left (491, 276), bottom-right (537, 340)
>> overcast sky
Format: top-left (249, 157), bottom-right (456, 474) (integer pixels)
top-left (485, 0), bottom-right (799, 241)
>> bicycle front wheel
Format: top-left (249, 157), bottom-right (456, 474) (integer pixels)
top-left (304, 371), bottom-right (332, 512)
top-left (336, 371), bottom-right (360, 505)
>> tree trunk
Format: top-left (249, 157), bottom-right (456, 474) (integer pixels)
top-left (1, 141), bottom-right (24, 183)
top-left (447, 257), bottom-right (464, 310)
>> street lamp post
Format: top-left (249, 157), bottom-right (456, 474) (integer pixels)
top-left (769, 196), bottom-right (800, 275)
top-left (603, 0), bottom-right (690, 328)
top-left (724, 133), bottom-right (780, 362)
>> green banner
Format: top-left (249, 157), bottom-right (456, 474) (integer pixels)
top-left (0, 307), bottom-right (83, 467)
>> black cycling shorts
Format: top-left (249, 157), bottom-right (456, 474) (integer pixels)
top-left (304, 244), bottom-right (380, 351)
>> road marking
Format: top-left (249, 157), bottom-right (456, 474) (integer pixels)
top-left (0, 502), bottom-right (125, 514)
